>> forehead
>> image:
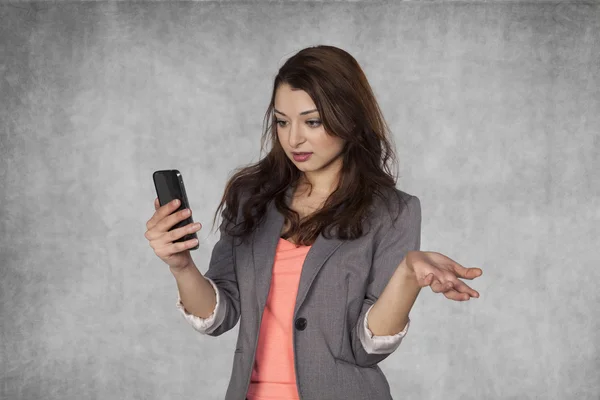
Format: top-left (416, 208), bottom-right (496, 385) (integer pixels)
top-left (274, 84), bottom-right (316, 110)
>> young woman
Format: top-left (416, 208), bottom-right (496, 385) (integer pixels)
top-left (145, 45), bottom-right (483, 400)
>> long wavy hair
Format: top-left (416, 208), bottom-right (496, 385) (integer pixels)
top-left (212, 45), bottom-right (406, 246)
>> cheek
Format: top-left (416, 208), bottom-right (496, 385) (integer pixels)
top-left (318, 136), bottom-right (344, 155)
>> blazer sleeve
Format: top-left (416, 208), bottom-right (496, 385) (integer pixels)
top-left (351, 194), bottom-right (421, 367)
top-left (191, 206), bottom-right (242, 337)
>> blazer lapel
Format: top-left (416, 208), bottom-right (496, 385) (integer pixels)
top-left (251, 188), bottom-right (285, 313)
top-left (292, 232), bottom-right (344, 317)
top-left (252, 186), bottom-right (345, 316)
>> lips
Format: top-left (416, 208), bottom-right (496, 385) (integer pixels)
top-left (292, 152), bottom-right (313, 162)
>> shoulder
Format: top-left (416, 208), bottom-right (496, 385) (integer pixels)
top-left (366, 187), bottom-right (421, 234)
top-left (371, 187), bottom-right (420, 220)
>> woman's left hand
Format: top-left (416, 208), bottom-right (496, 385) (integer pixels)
top-left (403, 251), bottom-right (483, 301)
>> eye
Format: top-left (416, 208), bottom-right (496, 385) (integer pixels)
top-left (275, 119), bottom-right (322, 128)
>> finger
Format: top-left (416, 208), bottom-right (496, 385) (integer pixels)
top-left (451, 279), bottom-right (480, 298)
top-left (168, 222), bottom-right (202, 243)
top-left (418, 273), bottom-right (435, 288)
top-left (431, 253), bottom-right (483, 280)
top-left (430, 279), bottom-right (454, 294)
top-left (146, 199), bottom-right (180, 231)
top-left (451, 263), bottom-right (483, 280)
top-left (162, 238), bottom-right (199, 255)
top-left (443, 289), bottom-right (470, 301)
top-left (148, 208), bottom-right (192, 242)
top-left (154, 197), bottom-right (160, 211)
top-left (158, 207), bottom-right (192, 234)
top-left (148, 199), bottom-right (176, 230)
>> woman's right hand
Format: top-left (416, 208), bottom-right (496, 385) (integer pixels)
top-left (145, 198), bottom-right (203, 272)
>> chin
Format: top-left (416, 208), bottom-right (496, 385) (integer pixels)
top-left (289, 161), bottom-right (312, 172)
top-left (292, 163), bottom-right (309, 170)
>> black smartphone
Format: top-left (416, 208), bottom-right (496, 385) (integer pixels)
top-left (152, 169), bottom-right (199, 251)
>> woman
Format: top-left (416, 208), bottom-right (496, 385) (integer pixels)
top-left (145, 45), bottom-right (483, 400)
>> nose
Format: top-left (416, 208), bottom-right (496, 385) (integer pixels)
top-left (287, 122), bottom-right (306, 148)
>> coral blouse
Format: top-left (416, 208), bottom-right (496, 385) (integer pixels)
top-left (246, 237), bottom-right (309, 399)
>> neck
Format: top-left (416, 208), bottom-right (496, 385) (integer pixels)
top-left (297, 161), bottom-right (342, 197)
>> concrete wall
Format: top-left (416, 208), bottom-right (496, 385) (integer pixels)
top-left (1, 1), bottom-right (598, 399)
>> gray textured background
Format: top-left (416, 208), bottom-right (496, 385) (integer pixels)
top-left (1, 1), bottom-right (599, 399)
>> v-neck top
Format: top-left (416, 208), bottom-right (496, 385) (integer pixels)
top-left (246, 237), bottom-right (311, 400)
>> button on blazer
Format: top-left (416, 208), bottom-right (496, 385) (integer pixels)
top-left (203, 185), bottom-right (422, 400)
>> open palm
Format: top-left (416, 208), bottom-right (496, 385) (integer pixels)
top-left (405, 251), bottom-right (483, 301)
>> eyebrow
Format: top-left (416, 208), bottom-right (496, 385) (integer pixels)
top-left (273, 108), bottom-right (318, 117)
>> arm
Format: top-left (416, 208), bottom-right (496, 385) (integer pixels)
top-left (367, 259), bottom-right (420, 336)
top-left (173, 208), bottom-right (241, 337)
top-left (174, 274), bottom-right (226, 335)
top-left (351, 194), bottom-right (422, 367)
top-left (357, 303), bottom-right (410, 355)
top-left (172, 263), bottom-right (218, 319)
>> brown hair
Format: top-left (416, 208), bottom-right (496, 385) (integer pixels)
top-left (212, 45), bottom-right (406, 246)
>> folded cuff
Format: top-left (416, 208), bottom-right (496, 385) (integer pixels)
top-left (359, 303), bottom-right (410, 355)
top-left (175, 277), bottom-right (225, 334)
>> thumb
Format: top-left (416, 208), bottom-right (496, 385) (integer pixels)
top-left (421, 273), bottom-right (434, 287)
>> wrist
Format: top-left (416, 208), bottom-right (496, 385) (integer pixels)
top-left (170, 261), bottom-right (195, 276)
top-left (397, 256), bottom-right (418, 284)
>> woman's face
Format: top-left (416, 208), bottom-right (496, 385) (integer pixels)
top-left (274, 83), bottom-right (346, 174)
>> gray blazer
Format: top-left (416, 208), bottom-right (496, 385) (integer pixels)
top-left (203, 185), bottom-right (421, 400)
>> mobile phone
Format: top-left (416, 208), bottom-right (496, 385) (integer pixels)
top-left (152, 169), bottom-right (199, 251)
